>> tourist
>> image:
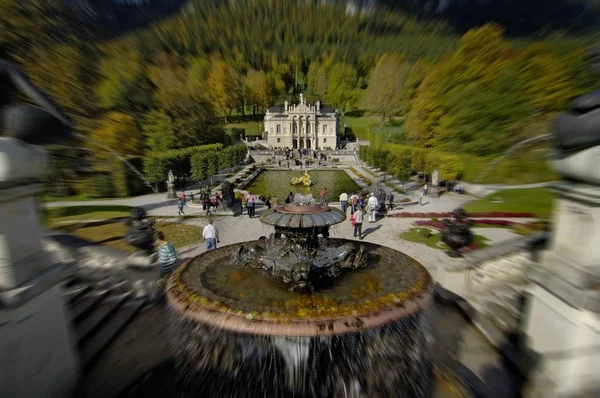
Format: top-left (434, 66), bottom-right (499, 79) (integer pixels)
top-left (339, 191), bottom-right (348, 213)
top-left (353, 206), bottom-right (363, 240)
top-left (246, 192), bottom-right (256, 218)
top-left (424, 184), bottom-right (428, 196)
top-left (154, 231), bottom-right (178, 288)
top-left (177, 192), bottom-right (186, 216)
top-left (350, 192), bottom-right (358, 214)
top-left (285, 192), bottom-right (294, 204)
top-left (320, 187), bottom-right (327, 205)
top-left (419, 190), bottom-right (424, 206)
top-left (387, 191), bottom-right (394, 210)
top-left (202, 219), bottom-right (220, 251)
top-left (367, 192), bottom-right (379, 223)
top-left (215, 192), bottom-right (221, 208)
top-left (265, 196), bottom-right (272, 209)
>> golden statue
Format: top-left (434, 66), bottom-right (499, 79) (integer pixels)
top-left (291, 171), bottom-right (313, 187)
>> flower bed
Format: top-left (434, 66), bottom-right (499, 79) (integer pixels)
top-left (391, 212), bottom-right (535, 218)
top-left (414, 219), bottom-right (524, 230)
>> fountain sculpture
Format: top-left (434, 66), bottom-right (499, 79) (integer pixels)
top-left (441, 208), bottom-right (473, 258)
top-left (165, 194), bottom-right (473, 397)
top-left (291, 170), bottom-right (313, 187)
top-left (125, 207), bottom-right (156, 256)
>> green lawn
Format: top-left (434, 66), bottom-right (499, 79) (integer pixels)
top-left (342, 115), bottom-right (381, 129)
top-left (225, 121), bottom-right (262, 136)
top-left (42, 194), bottom-right (126, 203)
top-left (463, 188), bottom-right (555, 219)
top-left (44, 205), bottom-right (133, 227)
top-left (56, 221), bottom-right (202, 253)
top-left (400, 227), bottom-right (489, 250)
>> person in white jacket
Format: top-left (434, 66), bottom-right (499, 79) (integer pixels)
top-left (367, 192), bottom-right (379, 223)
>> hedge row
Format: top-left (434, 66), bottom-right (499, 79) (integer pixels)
top-left (143, 144), bottom-right (247, 189)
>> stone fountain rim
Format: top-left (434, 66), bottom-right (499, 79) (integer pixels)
top-left (166, 243), bottom-right (433, 337)
top-left (273, 203), bottom-right (330, 214)
top-left (167, 279), bottom-right (432, 337)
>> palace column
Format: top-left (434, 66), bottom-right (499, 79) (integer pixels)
top-left (305, 120), bottom-right (309, 149)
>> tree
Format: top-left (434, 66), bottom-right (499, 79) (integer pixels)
top-left (143, 156), bottom-right (170, 191)
top-left (517, 43), bottom-right (578, 114)
top-left (393, 151), bottom-right (412, 188)
top-left (90, 112), bottom-right (144, 161)
top-left (208, 61), bottom-right (243, 120)
top-left (148, 53), bottom-right (190, 109)
top-left (406, 24), bottom-right (534, 156)
top-left (142, 110), bottom-right (176, 151)
top-left (245, 69), bottom-right (272, 114)
top-left (167, 98), bottom-right (225, 148)
top-left (307, 61), bottom-right (329, 98)
top-left (326, 63), bottom-right (360, 115)
top-left (96, 42), bottom-right (155, 116)
top-left (19, 43), bottom-right (95, 120)
top-left (362, 54), bottom-right (407, 124)
top-left (186, 57), bottom-right (212, 99)
top-left (190, 152), bottom-right (209, 183)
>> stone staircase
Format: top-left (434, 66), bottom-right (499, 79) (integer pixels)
top-left (43, 232), bottom-right (163, 369)
top-left (62, 268), bottom-right (159, 368)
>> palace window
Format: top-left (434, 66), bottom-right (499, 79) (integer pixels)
top-left (277, 138), bottom-right (281, 143)
top-left (307, 124), bottom-right (311, 135)
top-left (276, 124), bottom-right (281, 134)
top-left (323, 125), bottom-right (328, 135)
top-left (323, 138), bottom-right (327, 143)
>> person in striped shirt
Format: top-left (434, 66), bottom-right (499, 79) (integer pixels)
top-left (154, 231), bottom-right (178, 288)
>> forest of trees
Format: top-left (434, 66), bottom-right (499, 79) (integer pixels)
top-left (1, 0), bottom-right (599, 193)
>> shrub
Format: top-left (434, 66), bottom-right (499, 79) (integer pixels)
top-left (418, 228), bottom-right (432, 238)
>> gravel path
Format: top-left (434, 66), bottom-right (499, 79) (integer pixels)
top-left (155, 212), bottom-right (528, 281)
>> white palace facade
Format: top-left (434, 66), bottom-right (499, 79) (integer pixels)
top-left (263, 94), bottom-right (339, 150)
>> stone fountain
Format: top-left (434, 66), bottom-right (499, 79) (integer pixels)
top-left (164, 194), bottom-right (474, 397)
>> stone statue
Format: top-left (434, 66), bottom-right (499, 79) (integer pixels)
top-left (221, 181), bottom-right (235, 207)
top-left (125, 207), bottom-right (156, 256)
top-left (166, 169), bottom-right (176, 199)
top-left (432, 169), bottom-right (440, 187)
top-left (553, 89), bottom-right (600, 185)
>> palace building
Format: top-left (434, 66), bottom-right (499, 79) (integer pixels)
top-left (263, 94), bottom-right (339, 150)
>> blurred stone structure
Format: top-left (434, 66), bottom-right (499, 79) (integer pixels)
top-left (0, 60), bottom-right (79, 397)
top-left (523, 89), bottom-right (600, 396)
top-left (264, 93), bottom-right (339, 150)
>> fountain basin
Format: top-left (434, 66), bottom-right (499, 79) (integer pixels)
top-left (165, 242), bottom-right (451, 397)
top-left (260, 204), bottom-right (346, 230)
top-left (167, 242), bottom-right (432, 336)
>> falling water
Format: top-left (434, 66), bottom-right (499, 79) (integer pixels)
top-left (74, 132), bottom-right (158, 194)
top-left (475, 133), bottom-right (553, 183)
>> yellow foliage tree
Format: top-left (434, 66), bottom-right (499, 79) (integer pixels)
top-left (90, 112), bottom-right (144, 165)
top-left (208, 60), bottom-right (243, 119)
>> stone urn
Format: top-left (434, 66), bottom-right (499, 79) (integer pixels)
top-left (125, 207), bottom-right (156, 256)
top-left (440, 207), bottom-right (473, 257)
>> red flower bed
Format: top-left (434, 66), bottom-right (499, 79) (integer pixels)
top-left (415, 220), bottom-right (444, 229)
top-left (414, 219), bottom-right (524, 229)
top-left (391, 212), bottom-right (535, 218)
